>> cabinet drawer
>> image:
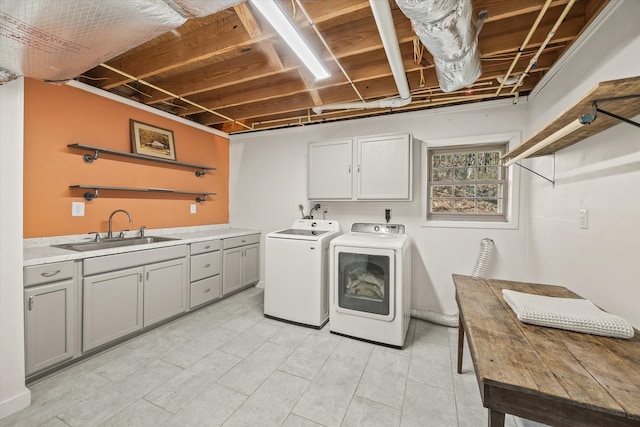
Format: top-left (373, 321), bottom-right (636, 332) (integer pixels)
top-left (84, 245), bottom-right (187, 276)
top-left (190, 251), bottom-right (221, 282)
top-left (191, 239), bottom-right (220, 255)
top-left (190, 276), bottom-right (221, 308)
top-left (25, 261), bottom-right (75, 287)
top-left (222, 234), bottom-right (260, 250)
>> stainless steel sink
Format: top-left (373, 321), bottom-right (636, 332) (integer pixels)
top-left (53, 236), bottom-right (180, 252)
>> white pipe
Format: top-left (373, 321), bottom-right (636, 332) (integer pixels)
top-left (313, 0), bottom-right (411, 114)
top-left (369, 0), bottom-right (411, 101)
top-left (503, 118), bottom-right (584, 166)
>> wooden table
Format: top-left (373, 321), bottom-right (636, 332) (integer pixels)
top-left (453, 274), bottom-right (640, 427)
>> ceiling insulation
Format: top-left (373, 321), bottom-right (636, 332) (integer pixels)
top-left (0, 0), bottom-right (243, 83)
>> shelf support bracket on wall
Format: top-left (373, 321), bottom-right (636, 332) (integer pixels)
top-left (83, 189), bottom-right (99, 201)
top-left (83, 150), bottom-right (100, 163)
top-left (580, 95), bottom-right (640, 128)
top-left (512, 153), bottom-right (555, 187)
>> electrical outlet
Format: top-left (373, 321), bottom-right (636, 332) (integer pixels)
top-left (190, 204), bottom-right (197, 214)
top-left (579, 209), bottom-right (588, 229)
top-left (72, 202), bottom-right (85, 217)
top-left (323, 205), bottom-right (330, 215)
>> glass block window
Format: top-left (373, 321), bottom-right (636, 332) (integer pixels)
top-left (427, 143), bottom-right (508, 221)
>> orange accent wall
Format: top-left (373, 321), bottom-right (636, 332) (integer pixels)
top-left (23, 79), bottom-right (229, 238)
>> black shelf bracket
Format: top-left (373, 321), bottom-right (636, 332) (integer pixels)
top-left (580, 95), bottom-right (640, 128)
top-left (83, 189), bottom-right (99, 201)
top-left (513, 153), bottom-right (555, 187)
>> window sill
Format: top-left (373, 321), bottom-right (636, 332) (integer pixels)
top-left (421, 218), bottom-right (518, 230)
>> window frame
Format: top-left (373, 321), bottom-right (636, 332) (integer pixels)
top-left (421, 132), bottom-right (521, 230)
top-left (427, 142), bottom-right (508, 222)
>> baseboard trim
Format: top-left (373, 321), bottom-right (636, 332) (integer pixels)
top-left (0, 387), bottom-right (31, 420)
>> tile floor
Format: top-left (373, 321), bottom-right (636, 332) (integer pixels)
top-left (3, 286), bottom-right (527, 427)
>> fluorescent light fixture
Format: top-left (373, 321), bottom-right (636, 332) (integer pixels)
top-left (249, 0), bottom-right (330, 81)
top-left (503, 118), bottom-right (585, 167)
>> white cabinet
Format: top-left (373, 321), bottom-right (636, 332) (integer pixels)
top-left (222, 234), bottom-right (260, 295)
top-left (24, 261), bottom-right (77, 376)
top-left (189, 239), bottom-right (222, 309)
top-left (82, 245), bottom-right (187, 352)
top-left (308, 138), bottom-right (353, 199)
top-left (308, 133), bottom-right (412, 201)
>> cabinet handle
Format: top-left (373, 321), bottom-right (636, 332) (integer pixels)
top-left (203, 288), bottom-right (211, 293)
top-left (357, 164), bottom-right (360, 173)
top-left (139, 273), bottom-right (143, 283)
top-left (28, 296), bottom-right (34, 311)
top-left (146, 271), bottom-right (150, 281)
top-left (40, 270), bottom-right (61, 278)
top-left (348, 165), bottom-right (351, 173)
top-left (204, 245), bottom-right (211, 250)
top-left (203, 264), bottom-right (211, 268)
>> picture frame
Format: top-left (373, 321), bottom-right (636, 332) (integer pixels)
top-left (130, 119), bottom-right (177, 161)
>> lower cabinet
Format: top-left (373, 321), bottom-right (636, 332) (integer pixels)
top-left (24, 279), bottom-right (77, 376)
top-left (82, 246), bottom-right (188, 353)
top-left (222, 234), bottom-right (260, 295)
top-left (82, 267), bottom-right (143, 352)
top-left (143, 258), bottom-right (187, 327)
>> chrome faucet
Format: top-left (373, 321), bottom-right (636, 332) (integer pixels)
top-left (107, 209), bottom-right (133, 239)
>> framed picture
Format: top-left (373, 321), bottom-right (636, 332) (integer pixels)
top-left (130, 119), bottom-right (176, 161)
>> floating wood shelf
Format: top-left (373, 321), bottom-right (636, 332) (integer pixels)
top-left (68, 143), bottom-right (216, 177)
top-left (503, 76), bottom-right (640, 162)
top-left (70, 185), bottom-right (215, 202)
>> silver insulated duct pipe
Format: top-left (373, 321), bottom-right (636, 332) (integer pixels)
top-left (395, 0), bottom-right (486, 92)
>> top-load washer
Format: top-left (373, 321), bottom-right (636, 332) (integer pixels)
top-left (329, 223), bottom-right (411, 347)
top-left (264, 219), bottom-right (340, 328)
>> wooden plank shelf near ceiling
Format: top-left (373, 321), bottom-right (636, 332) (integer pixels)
top-left (68, 143), bottom-right (216, 177)
top-left (503, 76), bottom-right (640, 161)
top-left (70, 185), bottom-right (215, 203)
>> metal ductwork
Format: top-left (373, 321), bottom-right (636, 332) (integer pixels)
top-left (395, 0), bottom-right (486, 92)
top-left (0, 0), bottom-right (243, 83)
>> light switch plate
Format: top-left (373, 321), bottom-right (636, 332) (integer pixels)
top-left (190, 204), bottom-right (197, 214)
top-left (72, 202), bottom-right (85, 217)
top-left (579, 209), bottom-right (588, 229)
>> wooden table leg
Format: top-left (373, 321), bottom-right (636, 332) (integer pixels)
top-left (457, 314), bottom-right (464, 374)
top-left (488, 409), bottom-right (505, 427)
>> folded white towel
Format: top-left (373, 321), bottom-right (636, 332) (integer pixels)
top-left (502, 289), bottom-right (634, 339)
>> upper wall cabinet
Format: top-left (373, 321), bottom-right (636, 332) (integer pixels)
top-left (308, 133), bottom-right (413, 201)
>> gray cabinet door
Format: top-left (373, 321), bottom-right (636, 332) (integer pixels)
top-left (24, 280), bottom-right (76, 375)
top-left (222, 247), bottom-right (243, 295)
top-left (242, 244), bottom-right (260, 287)
top-left (144, 258), bottom-right (186, 327)
top-left (222, 243), bottom-right (260, 295)
top-left (83, 267), bottom-right (143, 352)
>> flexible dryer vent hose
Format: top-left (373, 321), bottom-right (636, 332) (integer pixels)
top-left (411, 238), bottom-right (495, 328)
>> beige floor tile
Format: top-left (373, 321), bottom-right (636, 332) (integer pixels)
top-left (342, 395), bottom-right (401, 427)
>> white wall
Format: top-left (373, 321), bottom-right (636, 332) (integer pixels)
top-left (230, 100), bottom-right (529, 317)
top-left (523, 1), bottom-right (640, 327)
top-left (0, 78), bottom-right (31, 418)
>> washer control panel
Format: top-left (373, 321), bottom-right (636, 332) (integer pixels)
top-left (351, 223), bottom-right (405, 234)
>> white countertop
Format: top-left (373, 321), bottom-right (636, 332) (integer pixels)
top-left (24, 225), bottom-right (261, 266)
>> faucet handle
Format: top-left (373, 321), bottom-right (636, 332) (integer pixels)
top-left (118, 229), bottom-right (130, 238)
top-left (139, 225), bottom-right (147, 238)
top-left (88, 232), bottom-right (101, 242)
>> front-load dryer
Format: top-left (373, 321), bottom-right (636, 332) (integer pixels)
top-left (329, 223), bottom-right (411, 347)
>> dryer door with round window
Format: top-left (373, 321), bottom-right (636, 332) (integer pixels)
top-left (334, 246), bottom-right (395, 321)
